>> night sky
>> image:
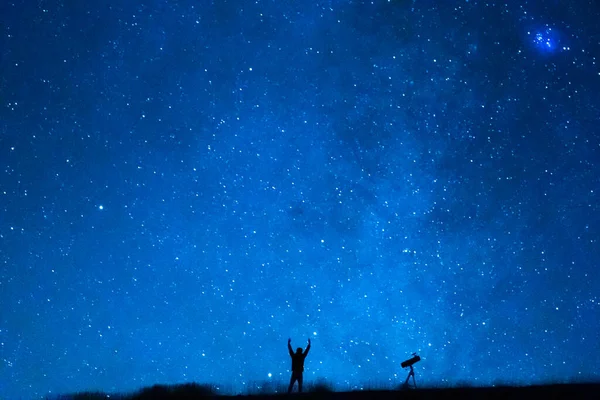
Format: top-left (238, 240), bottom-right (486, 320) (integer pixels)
top-left (1, 0), bottom-right (600, 398)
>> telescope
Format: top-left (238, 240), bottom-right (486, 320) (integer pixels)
top-left (401, 353), bottom-right (420, 389)
top-left (401, 354), bottom-right (421, 368)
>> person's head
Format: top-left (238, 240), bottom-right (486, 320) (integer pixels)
top-left (296, 347), bottom-right (303, 354)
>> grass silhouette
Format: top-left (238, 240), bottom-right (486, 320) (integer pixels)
top-left (54, 378), bottom-right (600, 400)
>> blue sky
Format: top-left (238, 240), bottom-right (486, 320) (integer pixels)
top-left (1, 1), bottom-right (599, 398)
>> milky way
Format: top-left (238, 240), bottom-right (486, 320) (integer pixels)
top-left (1, 1), bottom-right (599, 398)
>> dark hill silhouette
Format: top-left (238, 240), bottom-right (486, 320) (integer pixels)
top-left (56, 380), bottom-right (600, 400)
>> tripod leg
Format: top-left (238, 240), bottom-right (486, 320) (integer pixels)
top-left (404, 368), bottom-right (416, 389)
top-left (404, 372), bottom-right (411, 387)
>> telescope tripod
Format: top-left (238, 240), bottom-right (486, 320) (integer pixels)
top-left (403, 365), bottom-right (417, 389)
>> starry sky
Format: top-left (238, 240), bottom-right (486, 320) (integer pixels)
top-left (1, 0), bottom-right (600, 398)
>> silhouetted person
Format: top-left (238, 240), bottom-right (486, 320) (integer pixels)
top-left (287, 338), bottom-right (311, 393)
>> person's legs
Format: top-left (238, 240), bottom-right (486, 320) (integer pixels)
top-left (298, 373), bottom-right (304, 393)
top-left (288, 374), bottom-right (297, 393)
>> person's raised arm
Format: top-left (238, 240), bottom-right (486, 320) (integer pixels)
top-left (304, 338), bottom-right (311, 356)
top-left (288, 338), bottom-right (294, 356)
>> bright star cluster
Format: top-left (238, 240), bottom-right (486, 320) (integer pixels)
top-left (1, 1), bottom-right (599, 399)
top-left (535, 29), bottom-right (554, 50)
top-left (528, 26), bottom-right (568, 54)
